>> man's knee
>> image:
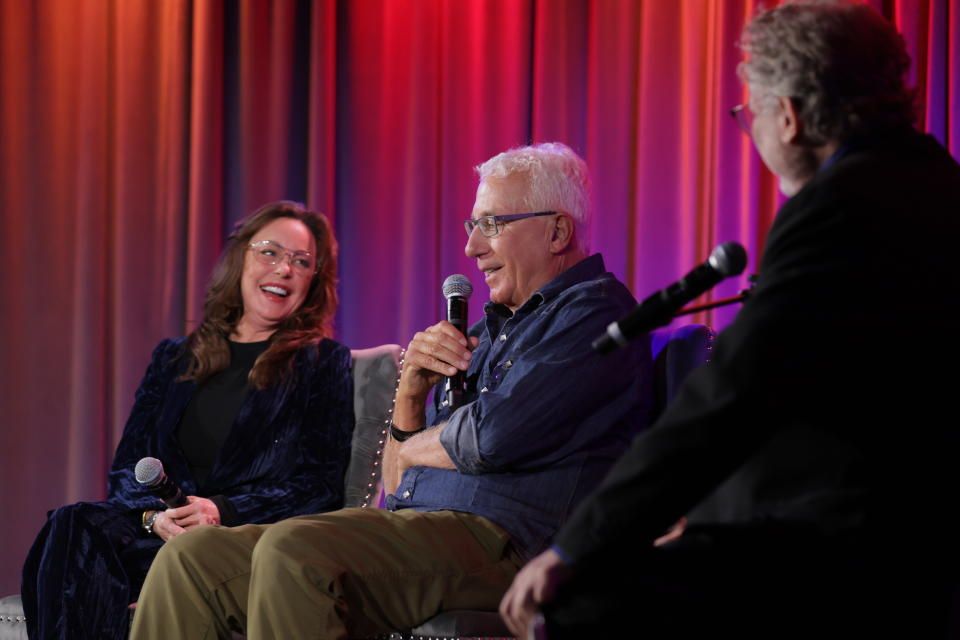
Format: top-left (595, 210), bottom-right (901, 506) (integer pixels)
top-left (249, 510), bottom-right (385, 584)
top-left (251, 516), bottom-right (342, 571)
top-left (152, 526), bottom-right (224, 574)
top-left (167, 525), bottom-right (227, 555)
top-left (144, 525), bottom-right (263, 603)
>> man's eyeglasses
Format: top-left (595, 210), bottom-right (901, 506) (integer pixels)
top-left (248, 240), bottom-right (317, 275)
top-left (730, 104), bottom-right (754, 135)
top-left (464, 211), bottom-right (558, 238)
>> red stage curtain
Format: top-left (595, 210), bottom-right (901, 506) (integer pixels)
top-left (1, 0), bottom-right (956, 593)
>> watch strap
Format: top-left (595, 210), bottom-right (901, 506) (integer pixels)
top-left (390, 423), bottom-right (425, 442)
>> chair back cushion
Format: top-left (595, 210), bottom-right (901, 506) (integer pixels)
top-left (344, 345), bottom-right (403, 509)
top-left (649, 324), bottom-right (715, 421)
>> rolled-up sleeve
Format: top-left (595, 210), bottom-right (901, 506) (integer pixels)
top-left (439, 401), bottom-right (484, 473)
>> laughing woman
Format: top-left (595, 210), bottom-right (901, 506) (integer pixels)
top-left (21, 201), bottom-right (354, 640)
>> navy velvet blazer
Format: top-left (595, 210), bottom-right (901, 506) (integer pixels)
top-left (22, 336), bottom-right (355, 639)
top-left (109, 336), bottom-right (355, 520)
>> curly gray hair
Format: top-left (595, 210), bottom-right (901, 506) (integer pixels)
top-left (739, 0), bottom-right (916, 145)
top-left (476, 142), bottom-right (592, 252)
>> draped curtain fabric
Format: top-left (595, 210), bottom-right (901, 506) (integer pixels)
top-left (1, 0), bottom-right (956, 593)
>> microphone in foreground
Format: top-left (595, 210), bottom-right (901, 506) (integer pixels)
top-left (593, 242), bottom-right (748, 354)
top-left (134, 456), bottom-right (189, 508)
top-left (442, 274), bottom-right (473, 409)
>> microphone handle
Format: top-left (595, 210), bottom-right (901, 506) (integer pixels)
top-left (162, 487), bottom-right (189, 509)
top-left (152, 473), bottom-right (189, 508)
top-left (618, 289), bottom-right (675, 338)
top-left (590, 289), bottom-right (671, 354)
top-left (445, 295), bottom-right (468, 408)
top-left (592, 263), bottom-right (727, 354)
top-left (592, 242), bottom-right (747, 354)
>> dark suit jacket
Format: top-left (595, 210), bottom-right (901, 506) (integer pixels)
top-left (556, 127), bottom-right (960, 573)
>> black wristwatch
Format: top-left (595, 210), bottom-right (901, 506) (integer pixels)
top-left (390, 422), bottom-right (426, 442)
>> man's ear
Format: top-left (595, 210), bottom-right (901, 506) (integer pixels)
top-left (778, 96), bottom-right (803, 144)
top-left (549, 214), bottom-right (575, 253)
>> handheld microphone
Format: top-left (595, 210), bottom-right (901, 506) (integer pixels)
top-left (442, 274), bottom-right (473, 409)
top-left (592, 242), bottom-right (748, 354)
top-left (134, 457), bottom-right (189, 508)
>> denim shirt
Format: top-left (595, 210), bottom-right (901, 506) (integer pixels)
top-left (385, 254), bottom-right (653, 559)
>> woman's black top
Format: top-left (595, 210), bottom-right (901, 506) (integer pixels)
top-left (176, 339), bottom-right (269, 522)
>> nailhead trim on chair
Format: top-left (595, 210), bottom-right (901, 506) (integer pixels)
top-left (361, 348), bottom-right (405, 509)
top-left (0, 593), bottom-right (28, 627)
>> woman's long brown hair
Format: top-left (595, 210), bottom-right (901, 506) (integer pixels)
top-left (179, 201), bottom-right (339, 389)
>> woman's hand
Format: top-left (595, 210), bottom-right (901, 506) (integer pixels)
top-left (164, 496), bottom-right (222, 531)
top-left (149, 511), bottom-right (186, 542)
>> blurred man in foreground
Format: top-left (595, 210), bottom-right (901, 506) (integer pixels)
top-left (501, 2), bottom-right (960, 638)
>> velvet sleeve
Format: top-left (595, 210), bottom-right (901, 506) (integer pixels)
top-left (106, 338), bottom-right (187, 510)
top-left (213, 340), bottom-right (355, 525)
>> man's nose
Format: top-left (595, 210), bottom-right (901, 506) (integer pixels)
top-left (465, 225), bottom-right (488, 258)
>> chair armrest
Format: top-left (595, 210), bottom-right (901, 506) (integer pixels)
top-left (0, 594), bottom-right (28, 640)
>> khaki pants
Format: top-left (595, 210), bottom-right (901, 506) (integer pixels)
top-left (129, 507), bottom-right (522, 640)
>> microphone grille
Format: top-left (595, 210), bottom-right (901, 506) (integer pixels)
top-left (134, 457), bottom-right (164, 485)
top-left (708, 242), bottom-right (748, 277)
top-left (442, 274), bottom-right (473, 300)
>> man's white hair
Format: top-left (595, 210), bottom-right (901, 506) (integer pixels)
top-left (476, 142), bottom-right (592, 252)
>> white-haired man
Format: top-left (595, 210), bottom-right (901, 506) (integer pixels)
top-left (130, 142), bottom-right (651, 639)
top-left (501, 2), bottom-right (960, 638)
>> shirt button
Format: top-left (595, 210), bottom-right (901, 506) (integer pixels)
top-left (499, 333), bottom-right (507, 342)
top-left (402, 490), bottom-right (411, 499)
top-left (503, 360), bottom-right (513, 369)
